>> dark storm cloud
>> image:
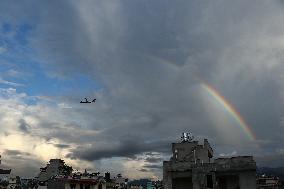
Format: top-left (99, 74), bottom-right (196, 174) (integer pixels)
top-left (139, 169), bottom-right (149, 173)
top-left (53, 144), bottom-right (70, 149)
top-left (143, 164), bottom-right (162, 170)
top-left (27, 0), bottom-right (284, 162)
top-left (256, 154), bottom-right (284, 167)
top-left (4, 149), bottom-right (31, 157)
top-left (25, 0), bottom-right (214, 142)
top-left (67, 137), bottom-right (171, 161)
top-left (144, 157), bottom-right (163, 163)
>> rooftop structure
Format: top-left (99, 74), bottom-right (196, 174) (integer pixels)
top-left (163, 133), bottom-right (257, 189)
top-left (256, 175), bottom-right (280, 189)
top-left (38, 159), bottom-right (72, 185)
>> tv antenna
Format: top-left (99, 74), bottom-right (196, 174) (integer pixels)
top-left (181, 132), bottom-right (194, 142)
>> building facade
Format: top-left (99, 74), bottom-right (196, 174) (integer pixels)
top-left (48, 178), bottom-right (106, 189)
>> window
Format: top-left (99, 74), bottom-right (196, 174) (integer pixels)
top-left (70, 184), bottom-right (76, 189)
top-left (207, 175), bottom-right (213, 188)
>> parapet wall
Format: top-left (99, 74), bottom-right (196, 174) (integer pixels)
top-left (214, 156), bottom-right (254, 164)
top-left (164, 156), bottom-right (256, 173)
top-left (214, 156), bottom-right (256, 172)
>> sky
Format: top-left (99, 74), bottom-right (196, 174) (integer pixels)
top-left (0, 0), bottom-right (284, 179)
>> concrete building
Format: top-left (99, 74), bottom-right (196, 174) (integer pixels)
top-left (48, 177), bottom-right (106, 189)
top-left (163, 133), bottom-right (257, 189)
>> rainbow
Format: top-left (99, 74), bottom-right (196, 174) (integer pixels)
top-left (201, 83), bottom-right (256, 141)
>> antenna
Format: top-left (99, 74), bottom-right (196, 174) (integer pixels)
top-left (181, 132), bottom-right (194, 142)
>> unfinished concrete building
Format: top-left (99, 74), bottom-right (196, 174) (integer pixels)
top-left (163, 133), bottom-right (257, 189)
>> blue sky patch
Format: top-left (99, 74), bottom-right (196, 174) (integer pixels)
top-left (0, 21), bottom-right (101, 97)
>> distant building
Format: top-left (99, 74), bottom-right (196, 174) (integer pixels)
top-left (21, 178), bottom-right (39, 189)
top-left (257, 175), bottom-right (280, 189)
top-left (48, 177), bottom-right (106, 189)
top-left (147, 181), bottom-right (154, 189)
top-left (163, 133), bottom-right (257, 189)
top-left (7, 176), bottom-right (21, 189)
top-left (153, 181), bottom-right (163, 189)
top-left (0, 155), bottom-right (11, 175)
top-left (0, 154), bottom-right (12, 189)
top-left (47, 170), bottom-right (125, 189)
top-left (37, 159), bottom-right (129, 189)
top-left (114, 174), bottom-right (128, 189)
top-left (38, 159), bottom-right (72, 186)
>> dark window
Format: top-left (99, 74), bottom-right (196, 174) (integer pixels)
top-left (99, 183), bottom-right (102, 189)
top-left (70, 184), bottom-right (76, 189)
top-left (85, 185), bottom-right (90, 189)
top-left (80, 184), bottom-right (84, 189)
top-left (207, 175), bottom-right (213, 188)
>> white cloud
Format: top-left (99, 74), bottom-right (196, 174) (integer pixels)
top-left (57, 103), bottom-right (72, 109)
top-left (219, 151), bottom-right (237, 157)
top-left (0, 78), bottom-right (24, 87)
top-left (5, 69), bottom-right (31, 78)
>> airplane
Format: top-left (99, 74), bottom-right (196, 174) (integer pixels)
top-left (80, 98), bottom-right (91, 103)
top-left (80, 98), bottom-right (96, 104)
